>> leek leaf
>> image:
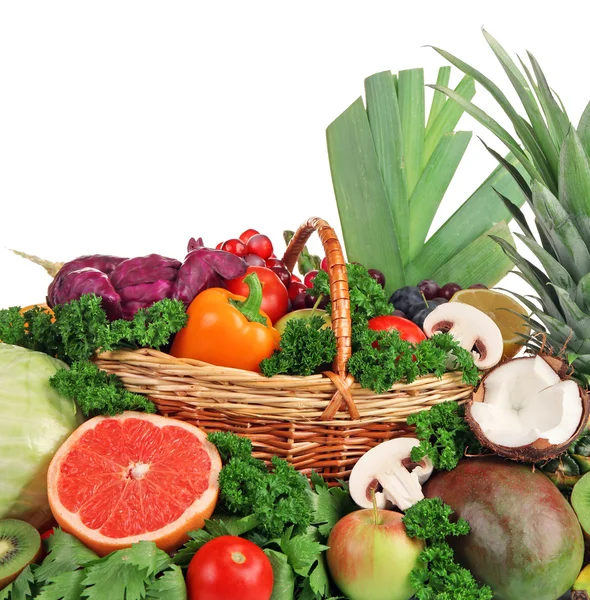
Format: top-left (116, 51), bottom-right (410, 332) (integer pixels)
top-left (326, 97), bottom-right (404, 293)
top-left (408, 131), bottom-right (471, 260)
top-left (425, 66), bottom-right (451, 135)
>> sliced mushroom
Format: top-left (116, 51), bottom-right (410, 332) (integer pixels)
top-left (349, 438), bottom-right (434, 511)
top-left (423, 302), bottom-right (503, 369)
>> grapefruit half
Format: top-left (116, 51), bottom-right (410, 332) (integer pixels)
top-left (47, 411), bottom-right (221, 556)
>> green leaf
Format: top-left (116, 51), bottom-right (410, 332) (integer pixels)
top-left (576, 272), bottom-right (590, 313)
top-left (493, 188), bottom-right (534, 238)
top-left (551, 285), bottom-right (590, 339)
top-left (146, 566), bottom-right (187, 600)
top-left (308, 554), bottom-right (332, 598)
top-left (480, 139), bottom-right (532, 202)
top-left (423, 75), bottom-right (475, 166)
top-left (429, 222), bottom-right (515, 288)
top-left (491, 235), bottom-right (563, 319)
top-left (398, 68), bottom-right (425, 197)
top-left (578, 100), bottom-right (590, 158)
top-left (264, 550), bottom-right (296, 600)
top-left (425, 66), bottom-right (451, 135)
top-left (0, 566), bottom-right (36, 600)
top-left (35, 571), bottom-right (86, 600)
top-left (559, 128), bottom-right (590, 249)
top-left (172, 530), bottom-right (214, 568)
top-left (36, 530), bottom-right (99, 585)
top-left (482, 29), bottom-right (559, 178)
top-left (279, 527), bottom-right (328, 577)
top-left (527, 51), bottom-right (570, 149)
top-left (408, 131), bottom-right (472, 260)
top-left (327, 97), bottom-right (405, 293)
top-left (514, 232), bottom-right (576, 297)
top-left (406, 160), bottom-right (526, 285)
top-left (531, 180), bottom-right (590, 283)
top-left (312, 483), bottom-right (357, 537)
top-left (365, 71), bottom-right (408, 263)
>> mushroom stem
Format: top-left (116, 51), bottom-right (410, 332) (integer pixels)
top-left (378, 466), bottom-right (425, 511)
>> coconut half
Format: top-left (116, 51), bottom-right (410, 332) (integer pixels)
top-left (466, 354), bottom-right (589, 462)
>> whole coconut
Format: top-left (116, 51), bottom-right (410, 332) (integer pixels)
top-left (424, 457), bottom-right (583, 600)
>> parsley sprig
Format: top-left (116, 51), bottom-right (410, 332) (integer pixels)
top-left (403, 498), bottom-right (493, 600)
top-left (407, 401), bottom-right (485, 471)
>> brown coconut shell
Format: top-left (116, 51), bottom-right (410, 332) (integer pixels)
top-left (465, 353), bottom-right (589, 463)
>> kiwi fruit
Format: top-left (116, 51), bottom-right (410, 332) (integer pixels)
top-left (0, 520), bottom-right (41, 590)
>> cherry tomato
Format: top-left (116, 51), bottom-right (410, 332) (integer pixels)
top-left (320, 257), bottom-right (329, 272)
top-left (247, 234), bottom-right (274, 260)
top-left (186, 536), bottom-right (273, 600)
top-left (40, 528), bottom-right (55, 540)
top-left (215, 242), bottom-right (224, 250)
top-left (368, 315), bottom-right (426, 344)
top-left (222, 238), bottom-right (247, 257)
top-left (288, 281), bottom-right (307, 301)
top-left (239, 229), bottom-right (260, 244)
top-left (303, 269), bottom-right (319, 288)
top-left (227, 266), bottom-right (288, 324)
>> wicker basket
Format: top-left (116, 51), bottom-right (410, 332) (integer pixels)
top-left (95, 217), bottom-right (473, 481)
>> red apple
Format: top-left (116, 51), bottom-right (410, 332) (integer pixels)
top-left (326, 509), bottom-right (423, 600)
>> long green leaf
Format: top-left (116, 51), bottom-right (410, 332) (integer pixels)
top-left (483, 30), bottom-right (559, 178)
top-left (398, 69), bottom-right (425, 197)
top-left (425, 66), bottom-right (451, 135)
top-left (531, 180), bottom-right (590, 283)
top-left (527, 52), bottom-right (570, 149)
top-left (423, 75), bottom-right (475, 166)
top-left (552, 285), bottom-right (590, 339)
top-left (430, 46), bottom-right (556, 191)
top-left (408, 131), bottom-right (471, 259)
top-left (576, 272), bottom-right (590, 313)
top-left (406, 158), bottom-right (526, 284)
top-left (429, 222), bottom-right (514, 288)
top-left (480, 139), bottom-right (532, 202)
top-left (429, 84), bottom-right (540, 183)
top-left (559, 128), bottom-right (590, 247)
top-left (326, 97), bottom-right (404, 293)
top-left (577, 100), bottom-right (590, 158)
top-left (493, 189), bottom-right (534, 237)
top-left (515, 232), bottom-right (576, 297)
top-left (492, 235), bottom-right (563, 319)
top-left (365, 71), bottom-right (409, 264)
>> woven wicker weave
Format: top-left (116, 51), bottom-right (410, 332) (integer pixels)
top-left (95, 217), bottom-right (473, 481)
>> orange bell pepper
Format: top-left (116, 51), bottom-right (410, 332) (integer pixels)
top-left (170, 272), bottom-right (280, 372)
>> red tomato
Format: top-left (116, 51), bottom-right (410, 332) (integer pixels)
top-left (246, 234), bottom-right (274, 260)
top-left (186, 536), bottom-right (273, 600)
top-left (239, 229), bottom-right (260, 244)
top-left (222, 238), bottom-right (247, 257)
top-left (368, 315), bottom-right (426, 344)
top-left (227, 266), bottom-right (288, 324)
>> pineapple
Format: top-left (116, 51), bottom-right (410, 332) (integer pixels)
top-left (432, 30), bottom-right (590, 487)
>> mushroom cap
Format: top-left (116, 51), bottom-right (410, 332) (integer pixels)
top-left (349, 438), bottom-right (434, 511)
top-left (423, 302), bottom-right (503, 369)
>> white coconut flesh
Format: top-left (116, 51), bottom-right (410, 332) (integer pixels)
top-left (470, 356), bottom-right (583, 448)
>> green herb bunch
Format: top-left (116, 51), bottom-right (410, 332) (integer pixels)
top-left (0, 295), bottom-right (187, 416)
top-left (403, 498), bottom-right (493, 600)
top-left (172, 432), bottom-right (357, 600)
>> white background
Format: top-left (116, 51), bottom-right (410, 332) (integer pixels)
top-left (1, 1), bottom-right (587, 308)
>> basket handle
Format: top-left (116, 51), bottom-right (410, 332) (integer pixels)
top-left (282, 217), bottom-right (359, 420)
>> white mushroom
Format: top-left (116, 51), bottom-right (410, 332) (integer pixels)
top-left (349, 438), bottom-right (434, 511)
top-left (423, 302), bottom-right (503, 370)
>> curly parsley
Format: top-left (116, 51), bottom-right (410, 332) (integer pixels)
top-left (260, 315), bottom-right (337, 377)
top-left (311, 263), bottom-right (391, 325)
top-left (403, 498), bottom-right (493, 600)
top-left (407, 400), bottom-right (484, 470)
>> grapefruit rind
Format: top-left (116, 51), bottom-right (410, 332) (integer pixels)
top-left (47, 411), bottom-right (221, 556)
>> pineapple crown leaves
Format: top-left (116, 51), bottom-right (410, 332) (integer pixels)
top-left (433, 30), bottom-right (590, 383)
